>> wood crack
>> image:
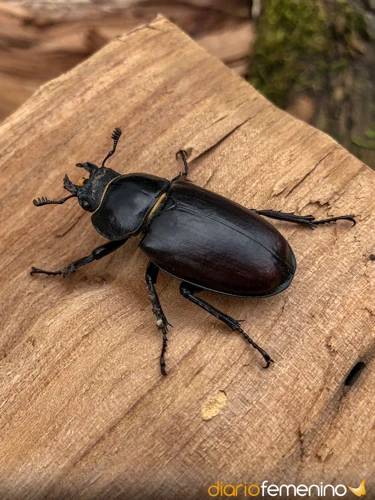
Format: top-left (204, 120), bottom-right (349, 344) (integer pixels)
top-left (285, 147), bottom-right (339, 198)
top-left (56, 213), bottom-right (85, 238)
top-left (193, 111), bottom-right (261, 161)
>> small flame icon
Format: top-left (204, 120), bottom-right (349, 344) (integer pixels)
top-left (348, 479), bottom-right (366, 497)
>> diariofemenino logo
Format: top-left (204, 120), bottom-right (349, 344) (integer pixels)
top-left (207, 479), bottom-right (366, 497)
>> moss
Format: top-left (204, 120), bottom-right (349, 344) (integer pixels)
top-left (248, 0), bottom-right (369, 108)
top-left (351, 137), bottom-right (375, 150)
top-left (351, 126), bottom-right (375, 149)
top-left (365, 126), bottom-right (375, 140)
top-left (335, 0), bottom-right (370, 51)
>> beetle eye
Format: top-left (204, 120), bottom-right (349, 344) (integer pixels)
top-left (81, 200), bottom-right (91, 210)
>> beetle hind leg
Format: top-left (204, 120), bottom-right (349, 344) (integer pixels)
top-left (180, 282), bottom-right (274, 368)
top-left (252, 209), bottom-right (356, 229)
top-left (145, 262), bottom-right (171, 376)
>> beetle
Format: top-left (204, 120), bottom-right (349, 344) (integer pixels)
top-left (31, 128), bottom-right (356, 375)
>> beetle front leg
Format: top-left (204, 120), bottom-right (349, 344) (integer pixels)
top-left (180, 282), bottom-right (274, 368)
top-left (31, 239), bottom-right (127, 277)
top-left (145, 261), bottom-right (171, 376)
top-left (252, 209), bottom-right (356, 229)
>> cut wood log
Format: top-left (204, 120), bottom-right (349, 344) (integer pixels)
top-left (0, 15), bottom-right (374, 499)
top-left (0, 0), bottom-right (253, 121)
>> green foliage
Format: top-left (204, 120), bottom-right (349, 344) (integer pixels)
top-left (351, 137), bottom-right (375, 150)
top-left (335, 0), bottom-right (370, 53)
top-left (249, 0), bottom-right (369, 108)
top-left (351, 126), bottom-right (375, 149)
top-left (365, 126), bottom-right (375, 140)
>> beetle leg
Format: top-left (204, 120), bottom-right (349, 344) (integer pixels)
top-left (145, 261), bottom-right (171, 376)
top-left (30, 239), bottom-right (127, 277)
top-left (252, 209), bottom-right (356, 229)
top-left (180, 282), bottom-right (274, 368)
top-left (173, 150), bottom-right (189, 181)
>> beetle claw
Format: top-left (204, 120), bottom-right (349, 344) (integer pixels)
top-left (160, 362), bottom-right (167, 376)
top-left (30, 266), bottom-right (62, 276)
top-left (349, 216), bottom-right (357, 227)
top-left (263, 357), bottom-right (274, 369)
top-left (176, 149), bottom-right (188, 161)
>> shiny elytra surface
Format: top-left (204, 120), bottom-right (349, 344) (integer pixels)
top-left (140, 180), bottom-right (296, 297)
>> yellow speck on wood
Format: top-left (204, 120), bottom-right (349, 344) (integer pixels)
top-left (201, 390), bottom-right (227, 420)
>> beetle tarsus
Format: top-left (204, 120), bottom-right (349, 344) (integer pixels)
top-left (255, 345), bottom-right (273, 369)
top-left (253, 209), bottom-right (356, 229)
top-left (176, 150), bottom-right (189, 177)
top-left (61, 263), bottom-right (77, 277)
top-left (309, 214), bottom-right (356, 227)
top-left (160, 328), bottom-right (168, 376)
top-left (30, 264), bottom-right (76, 277)
top-left (145, 261), bottom-right (171, 375)
top-left (180, 282), bottom-right (273, 368)
top-left (30, 266), bottom-right (62, 276)
top-left (226, 316), bottom-right (274, 368)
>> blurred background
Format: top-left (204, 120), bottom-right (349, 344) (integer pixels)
top-left (1, 0), bottom-right (374, 168)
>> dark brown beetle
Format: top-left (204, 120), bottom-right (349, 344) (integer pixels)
top-left (31, 128), bottom-right (356, 375)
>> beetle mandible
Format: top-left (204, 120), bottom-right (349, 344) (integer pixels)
top-left (31, 128), bottom-right (356, 375)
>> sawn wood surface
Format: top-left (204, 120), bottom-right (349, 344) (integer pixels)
top-left (0, 15), bottom-right (374, 500)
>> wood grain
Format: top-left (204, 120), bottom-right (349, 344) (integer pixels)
top-left (0, 15), bottom-right (374, 499)
top-left (0, 0), bottom-right (253, 122)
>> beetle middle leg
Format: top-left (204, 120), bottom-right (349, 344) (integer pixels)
top-left (145, 261), bottom-right (171, 376)
top-left (252, 209), bottom-right (356, 229)
top-left (173, 150), bottom-right (189, 180)
top-left (180, 282), bottom-right (273, 368)
top-left (30, 239), bottom-right (127, 277)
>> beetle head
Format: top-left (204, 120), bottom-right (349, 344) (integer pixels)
top-left (71, 163), bottom-right (119, 212)
top-left (33, 127), bottom-right (122, 210)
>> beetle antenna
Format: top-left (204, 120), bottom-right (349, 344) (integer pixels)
top-left (101, 127), bottom-right (122, 167)
top-left (33, 194), bottom-right (76, 207)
